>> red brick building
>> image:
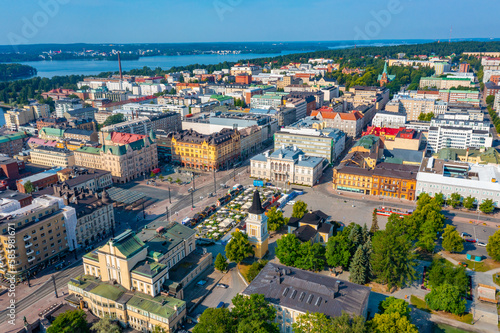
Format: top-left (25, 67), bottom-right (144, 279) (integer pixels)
top-left (235, 74), bottom-right (252, 84)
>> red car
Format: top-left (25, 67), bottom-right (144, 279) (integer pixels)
top-left (465, 238), bottom-right (476, 243)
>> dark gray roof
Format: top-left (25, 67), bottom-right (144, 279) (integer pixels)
top-left (294, 225), bottom-right (317, 242)
top-left (248, 190), bottom-right (265, 214)
top-left (242, 262), bottom-right (370, 318)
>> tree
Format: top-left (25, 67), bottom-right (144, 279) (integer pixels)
top-left (23, 180), bottom-right (34, 194)
top-left (292, 200), bottom-right (308, 218)
top-left (91, 316), bottom-right (121, 333)
top-left (350, 245), bottom-right (369, 285)
top-left (418, 112), bottom-right (434, 121)
top-left (417, 219), bottom-right (439, 252)
top-left (432, 192), bottom-right (445, 206)
top-left (371, 208), bottom-right (379, 233)
top-left (214, 253), bottom-right (228, 272)
top-left (371, 228), bottom-right (417, 290)
top-left (463, 196), bottom-right (475, 210)
top-left (479, 199), bottom-right (495, 214)
top-left (325, 233), bottom-right (353, 269)
top-left (293, 311), bottom-right (367, 333)
top-left (231, 294), bottom-right (279, 333)
top-left (370, 312), bottom-right (418, 333)
top-left (294, 242), bottom-right (326, 271)
top-left (378, 297), bottom-right (411, 318)
top-left (102, 113), bottom-right (125, 127)
top-left (275, 234), bottom-right (301, 266)
top-left (487, 230), bottom-right (500, 261)
top-left (267, 207), bottom-right (285, 232)
top-left (246, 260), bottom-right (268, 282)
top-left (486, 94), bottom-right (495, 106)
top-left (193, 308), bottom-right (236, 333)
top-left (425, 283), bottom-right (466, 315)
top-left (158, 174), bottom-right (164, 180)
top-left (442, 225), bottom-right (464, 253)
top-left (446, 193), bottom-right (462, 208)
top-left (225, 231), bottom-right (254, 263)
top-left (150, 171), bottom-right (156, 178)
top-left (47, 309), bottom-right (89, 333)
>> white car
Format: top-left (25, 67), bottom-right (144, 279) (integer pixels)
top-left (477, 242), bottom-right (487, 247)
top-left (287, 200), bottom-right (296, 206)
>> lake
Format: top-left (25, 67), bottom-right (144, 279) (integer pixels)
top-left (15, 50), bottom-right (311, 79)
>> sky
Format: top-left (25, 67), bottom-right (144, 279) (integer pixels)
top-left (1, 0), bottom-right (499, 45)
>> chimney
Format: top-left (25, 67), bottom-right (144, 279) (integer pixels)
top-left (465, 148), bottom-right (469, 161)
top-left (118, 52), bottom-right (123, 81)
top-left (293, 145), bottom-right (297, 151)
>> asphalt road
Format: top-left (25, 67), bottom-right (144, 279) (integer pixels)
top-left (0, 262), bottom-right (84, 324)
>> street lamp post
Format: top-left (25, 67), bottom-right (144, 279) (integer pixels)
top-left (168, 187), bottom-right (171, 204)
top-left (213, 169), bottom-right (216, 194)
top-left (192, 172), bottom-right (196, 190)
top-left (166, 207), bottom-right (169, 223)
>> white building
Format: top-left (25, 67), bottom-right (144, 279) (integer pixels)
top-left (250, 146), bottom-right (325, 187)
top-left (371, 111), bottom-right (407, 128)
top-left (427, 114), bottom-right (492, 153)
top-left (122, 103), bottom-right (189, 117)
top-left (494, 92), bottom-right (500, 112)
top-left (417, 157), bottom-right (500, 207)
top-left (55, 98), bottom-right (83, 118)
top-left (132, 84), bottom-right (168, 96)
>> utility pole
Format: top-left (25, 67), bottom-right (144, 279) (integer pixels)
top-left (52, 275), bottom-right (58, 298)
top-left (166, 207), bottom-right (169, 223)
top-left (213, 169), bottom-right (216, 194)
top-left (192, 172), bottom-right (196, 190)
top-left (168, 187), bottom-right (171, 204)
top-left (191, 191), bottom-right (194, 209)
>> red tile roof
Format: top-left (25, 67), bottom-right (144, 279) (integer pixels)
top-left (109, 132), bottom-right (146, 145)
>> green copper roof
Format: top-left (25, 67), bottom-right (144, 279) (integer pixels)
top-left (479, 147), bottom-right (500, 164)
top-left (111, 229), bottom-right (146, 258)
top-left (83, 251), bottom-right (99, 262)
top-left (127, 293), bottom-right (185, 319)
top-left (90, 283), bottom-right (127, 301)
top-left (0, 132), bottom-right (28, 144)
top-left (210, 94), bottom-right (233, 102)
top-left (354, 135), bottom-right (380, 150)
top-left (131, 259), bottom-right (168, 278)
top-left (41, 127), bottom-right (65, 138)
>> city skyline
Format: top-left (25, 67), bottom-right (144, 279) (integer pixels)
top-left (1, 0), bottom-right (499, 46)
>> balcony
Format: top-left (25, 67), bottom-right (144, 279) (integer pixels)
top-left (0, 262), bottom-right (6, 268)
top-left (28, 256), bottom-right (35, 263)
top-left (23, 235), bottom-right (31, 241)
top-left (24, 242), bottom-right (33, 248)
top-left (26, 249), bottom-right (34, 255)
top-left (0, 248), bottom-right (4, 254)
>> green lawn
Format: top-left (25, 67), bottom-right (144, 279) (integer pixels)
top-left (433, 323), bottom-right (473, 333)
top-left (410, 295), bottom-right (431, 313)
top-left (493, 273), bottom-right (500, 286)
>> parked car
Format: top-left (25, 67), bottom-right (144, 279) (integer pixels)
top-left (196, 280), bottom-right (207, 286)
top-left (465, 238), bottom-right (476, 243)
top-left (477, 242), bottom-right (487, 247)
top-left (287, 200), bottom-right (296, 206)
top-left (216, 301), bottom-right (225, 309)
top-left (461, 232), bottom-right (472, 238)
top-left (216, 283), bottom-right (229, 289)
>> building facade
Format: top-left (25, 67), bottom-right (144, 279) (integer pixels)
top-left (30, 146), bottom-right (75, 168)
top-left (250, 146), bottom-right (324, 187)
top-left (74, 132), bottom-right (158, 183)
top-left (170, 129), bottom-right (241, 171)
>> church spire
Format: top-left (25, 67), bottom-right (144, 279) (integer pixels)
top-left (383, 61), bottom-right (388, 75)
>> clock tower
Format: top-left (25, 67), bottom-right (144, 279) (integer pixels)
top-left (246, 190), bottom-right (269, 258)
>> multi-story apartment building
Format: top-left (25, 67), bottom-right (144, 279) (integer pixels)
top-left (275, 118), bottom-right (346, 164)
top-left (485, 81), bottom-right (500, 98)
top-left (333, 161), bottom-right (418, 200)
top-left (242, 262), bottom-right (370, 333)
top-left (419, 77), bottom-right (474, 90)
top-left (250, 93), bottom-right (287, 109)
top-left (170, 128), bottom-right (240, 171)
top-left (427, 114), bottom-right (492, 153)
top-left (0, 195), bottom-right (70, 280)
top-left (285, 98), bottom-right (307, 120)
top-left (495, 92), bottom-right (500, 111)
top-left (16, 167), bottom-right (62, 193)
top-left (310, 109), bottom-right (364, 137)
top-left (64, 107), bottom-right (97, 120)
top-left (250, 146), bottom-right (324, 187)
top-left (121, 102), bottom-right (189, 117)
top-left (230, 63), bottom-right (262, 76)
top-left (36, 117), bottom-right (67, 131)
top-left (371, 111), bottom-right (407, 128)
top-left (4, 104), bottom-right (49, 130)
top-left (0, 132), bottom-right (28, 157)
top-left (55, 98), bottom-right (83, 118)
top-left (49, 186), bottom-right (114, 249)
top-left (99, 117), bottom-right (152, 142)
top-left (416, 157), bottom-right (500, 207)
top-left (345, 86), bottom-right (390, 110)
top-left (56, 168), bottom-right (112, 191)
top-left (74, 132), bottom-right (158, 183)
top-left (30, 146), bottom-right (75, 168)
top-left (388, 94), bottom-right (446, 121)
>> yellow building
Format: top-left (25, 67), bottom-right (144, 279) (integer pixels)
top-left (30, 146), bottom-right (75, 168)
top-left (171, 128), bottom-right (240, 171)
top-left (246, 191), bottom-right (269, 259)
